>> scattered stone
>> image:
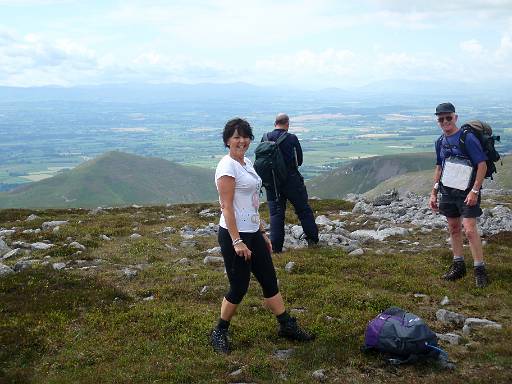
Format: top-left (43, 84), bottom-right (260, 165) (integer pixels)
top-left (143, 295), bottom-right (155, 301)
top-left (229, 368), bottom-right (243, 377)
top-left (1, 248), bottom-right (22, 260)
top-left (52, 226), bottom-right (60, 233)
top-left (203, 256), bottom-right (224, 266)
top-left (69, 241), bottom-right (86, 251)
top-left (0, 229), bottom-right (15, 236)
top-left (100, 234), bottom-right (111, 241)
top-left (122, 268), bottom-right (138, 278)
top-left (436, 332), bottom-right (461, 345)
top-left (30, 242), bottom-right (54, 251)
top-left (14, 259), bottom-right (37, 272)
top-left (52, 262), bottom-right (67, 270)
top-left (180, 240), bottom-right (197, 248)
top-left (285, 261), bottom-right (295, 273)
top-left (22, 229), bottom-right (41, 234)
top-left (348, 248), bottom-right (364, 256)
top-left (177, 257), bottom-right (192, 265)
top-left (291, 225), bottom-right (304, 239)
top-left (199, 209), bottom-right (218, 218)
top-left (132, 204), bottom-right (142, 208)
top-left (89, 207), bottom-right (106, 215)
top-left (436, 309), bottom-right (466, 327)
top-left (316, 215), bottom-right (334, 226)
top-left (200, 286), bottom-right (209, 295)
top-left (129, 233), bottom-right (142, 240)
top-left (26, 214), bottom-right (40, 221)
top-left (440, 296), bottom-right (450, 306)
top-left (0, 263), bottom-right (15, 277)
top-left (205, 246), bottom-right (221, 255)
top-left (273, 349), bottom-right (294, 360)
top-left (0, 239), bottom-right (12, 257)
top-left (462, 318), bottom-right (503, 335)
top-left (157, 226), bottom-right (176, 234)
top-left (42, 221), bottom-right (68, 230)
top-left (312, 369), bottom-right (327, 382)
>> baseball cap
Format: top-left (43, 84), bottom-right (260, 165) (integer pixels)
top-left (435, 102), bottom-right (455, 115)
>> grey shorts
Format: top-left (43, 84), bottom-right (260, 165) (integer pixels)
top-left (439, 193), bottom-right (482, 218)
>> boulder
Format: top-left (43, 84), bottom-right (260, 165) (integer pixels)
top-left (0, 239), bottom-right (11, 257)
top-left (203, 256), bottom-right (224, 266)
top-left (0, 263), bottom-right (15, 277)
top-left (436, 309), bottom-right (466, 326)
top-left (462, 318), bottom-right (503, 335)
top-left (42, 221), bottom-right (68, 230)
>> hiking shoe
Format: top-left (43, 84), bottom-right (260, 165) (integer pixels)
top-left (306, 238), bottom-right (320, 248)
top-left (442, 260), bottom-right (466, 281)
top-left (278, 317), bottom-right (315, 342)
top-left (210, 327), bottom-right (230, 354)
top-left (474, 265), bottom-right (489, 288)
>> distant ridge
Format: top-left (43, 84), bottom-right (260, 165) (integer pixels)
top-left (0, 151), bottom-right (218, 208)
top-left (306, 152), bottom-right (436, 198)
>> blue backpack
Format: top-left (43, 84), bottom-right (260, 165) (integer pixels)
top-left (362, 307), bottom-right (447, 365)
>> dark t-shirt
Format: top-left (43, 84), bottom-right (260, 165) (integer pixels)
top-left (265, 129), bottom-right (303, 168)
top-left (435, 129), bottom-right (487, 167)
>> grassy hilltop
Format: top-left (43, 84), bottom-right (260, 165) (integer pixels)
top-left (0, 152), bottom-right (218, 209)
top-left (1, 198), bottom-right (511, 383)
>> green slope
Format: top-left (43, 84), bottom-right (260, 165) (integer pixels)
top-left (363, 155), bottom-right (512, 198)
top-left (0, 151), bottom-right (218, 208)
top-left (306, 152), bottom-right (436, 198)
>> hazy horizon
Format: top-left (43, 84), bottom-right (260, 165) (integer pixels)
top-left (1, 0), bottom-right (511, 89)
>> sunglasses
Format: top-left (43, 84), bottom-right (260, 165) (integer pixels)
top-left (437, 115), bottom-right (453, 123)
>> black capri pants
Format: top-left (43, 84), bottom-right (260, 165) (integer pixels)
top-left (218, 226), bottom-right (279, 305)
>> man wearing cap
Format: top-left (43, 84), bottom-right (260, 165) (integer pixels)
top-left (429, 102), bottom-right (489, 288)
top-left (263, 113), bottom-right (318, 253)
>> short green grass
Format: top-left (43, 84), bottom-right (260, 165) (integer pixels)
top-left (1, 200), bottom-right (511, 383)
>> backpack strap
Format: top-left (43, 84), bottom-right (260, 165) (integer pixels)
top-left (459, 127), bottom-right (469, 156)
top-left (275, 132), bottom-right (289, 146)
top-left (261, 132), bottom-right (269, 142)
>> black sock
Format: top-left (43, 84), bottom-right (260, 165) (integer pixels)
top-left (276, 311), bottom-right (291, 324)
top-left (217, 318), bottom-right (230, 329)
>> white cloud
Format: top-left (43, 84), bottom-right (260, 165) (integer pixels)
top-left (460, 39), bottom-right (485, 55)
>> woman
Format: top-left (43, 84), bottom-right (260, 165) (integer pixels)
top-left (210, 118), bottom-right (313, 354)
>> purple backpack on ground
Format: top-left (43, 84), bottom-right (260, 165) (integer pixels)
top-left (363, 307), bottom-right (446, 365)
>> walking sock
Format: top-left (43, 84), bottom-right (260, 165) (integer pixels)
top-left (276, 311), bottom-right (291, 324)
top-left (453, 256), bottom-right (464, 262)
top-left (217, 318), bottom-right (230, 330)
top-left (474, 261), bottom-right (485, 267)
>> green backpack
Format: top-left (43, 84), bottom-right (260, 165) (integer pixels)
top-left (254, 132), bottom-right (289, 194)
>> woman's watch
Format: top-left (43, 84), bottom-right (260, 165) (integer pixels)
top-left (471, 188), bottom-right (480, 195)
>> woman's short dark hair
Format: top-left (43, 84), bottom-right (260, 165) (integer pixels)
top-left (222, 118), bottom-right (254, 147)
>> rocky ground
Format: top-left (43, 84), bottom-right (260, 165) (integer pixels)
top-left (1, 191), bottom-right (511, 383)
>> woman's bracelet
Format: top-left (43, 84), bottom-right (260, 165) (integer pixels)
top-left (232, 238), bottom-right (244, 246)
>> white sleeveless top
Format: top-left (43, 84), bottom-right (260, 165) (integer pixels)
top-left (215, 155), bottom-right (262, 233)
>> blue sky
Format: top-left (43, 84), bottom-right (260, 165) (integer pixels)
top-left (0, 0), bottom-right (511, 88)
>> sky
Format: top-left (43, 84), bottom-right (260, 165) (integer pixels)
top-left (0, 0), bottom-right (511, 89)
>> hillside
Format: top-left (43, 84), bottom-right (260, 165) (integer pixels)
top-left (0, 151), bottom-right (218, 209)
top-left (1, 198), bottom-right (511, 382)
top-left (306, 152), bottom-right (435, 198)
top-left (363, 156), bottom-right (512, 199)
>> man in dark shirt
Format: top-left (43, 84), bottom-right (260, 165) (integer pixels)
top-left (264, 113), bottom-right (318, 252)
top-left (429, 102), bottom-right (488, 288)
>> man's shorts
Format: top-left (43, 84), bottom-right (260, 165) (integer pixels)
top-left (439, 194), bottom-right (482, 218)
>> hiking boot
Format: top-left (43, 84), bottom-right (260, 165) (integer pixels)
top-left (306, 238), bottom-right (320, 248)
top-left (278, 317), bottom-right (315, 342)
top-left (210, 327), bottom-right (230, 354)
top-left (474, 265), bottom-right (489, 288)
top-left (442, 260), bottom-right (466, 281)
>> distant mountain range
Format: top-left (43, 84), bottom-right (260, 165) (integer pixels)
top-left (0, 151), bottom-right (218, 209)
top-left (1, 80), bottom-right (511, 103)
top-left (0, 151), bottom-right (509, 209)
